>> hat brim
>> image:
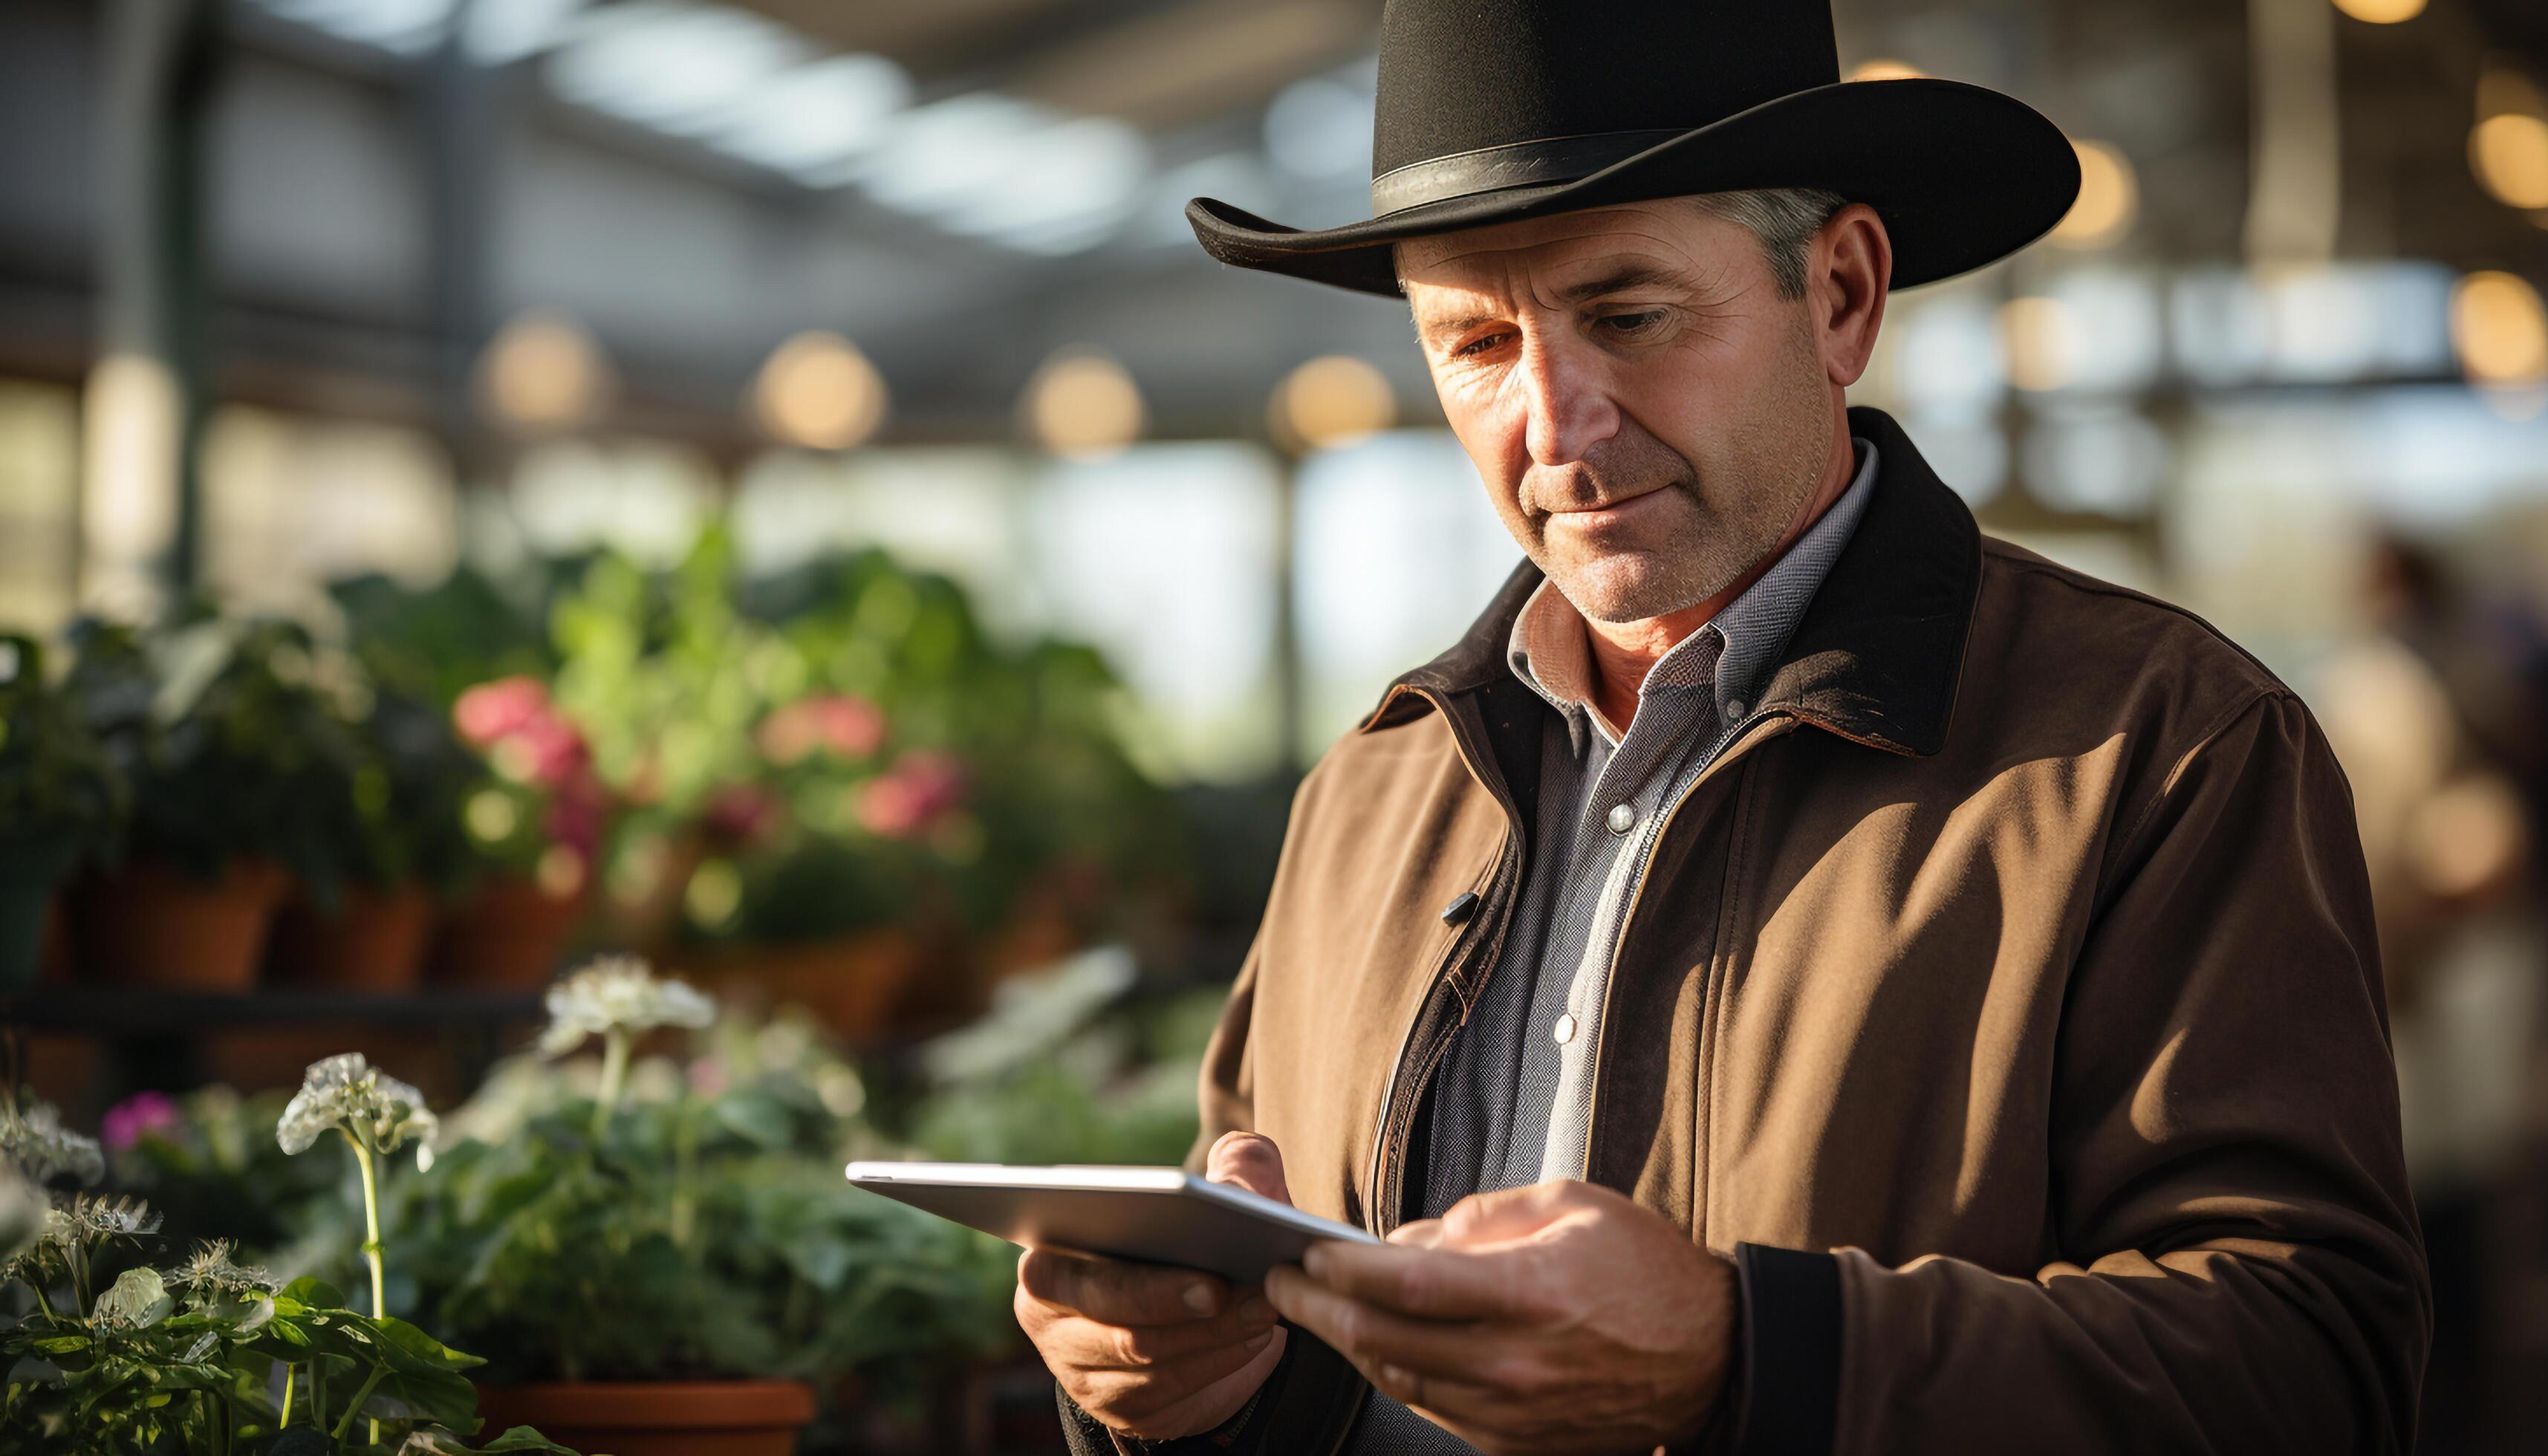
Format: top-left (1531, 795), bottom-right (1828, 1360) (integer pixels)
top-left (1188, 77), bottom-right (2083, 296)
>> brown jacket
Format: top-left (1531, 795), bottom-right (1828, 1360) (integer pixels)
top-left (1060, 405), bottom-right (2427, 1455)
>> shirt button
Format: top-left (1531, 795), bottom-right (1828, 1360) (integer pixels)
top-left (1606, 803), bottom-right (1635, 835)
top-left (1725, 697), bottom-right (1749, 721)
top-left (1552, 1013), bottom-right (1578, 1044)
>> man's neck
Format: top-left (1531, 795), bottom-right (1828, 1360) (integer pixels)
top-left (1585, 424), bottom-right (1859, 735)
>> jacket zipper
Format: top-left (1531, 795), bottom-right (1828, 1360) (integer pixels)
top-left (1362, 686), bottom-right (1530, 1235)
top-left (1576, 710), bottom-right (1796, 1180)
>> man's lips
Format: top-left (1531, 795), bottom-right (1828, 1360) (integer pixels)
top-left (1544, 487), bottom-right (1676, 529)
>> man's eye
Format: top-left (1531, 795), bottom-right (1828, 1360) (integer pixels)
top-left (1597, 311), bottom-right (1667, 336)
top-left (1452, 331), bottom-right (1509, 359)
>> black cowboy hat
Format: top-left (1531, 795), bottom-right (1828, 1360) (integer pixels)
top-left (1187, 0), bottom-right (2082, 296)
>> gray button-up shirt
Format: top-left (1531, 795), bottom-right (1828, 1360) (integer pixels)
top-left (1344, 436), bottom-right (1879, 1455)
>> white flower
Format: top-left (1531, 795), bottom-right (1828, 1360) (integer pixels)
top-left (175, 1238), bottom-right (275, 1296)
top-left (0, 1099), bottom-right (105, 1186)
top-left (62, 1193), bottom-right (160, 1240)
top-left (277, 1053), bottom-right (439, 1161)
top-left (537, 955), bottom-right (716, 1056)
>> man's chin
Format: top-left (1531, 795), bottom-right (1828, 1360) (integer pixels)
top-left (1544, 558), bottom-right (1720, 625)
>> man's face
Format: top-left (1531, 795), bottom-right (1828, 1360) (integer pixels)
top-left (1399, 199), bottom-right (1839, 625)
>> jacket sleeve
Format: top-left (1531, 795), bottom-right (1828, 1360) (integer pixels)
top-left (1742, 689), bottom-right (2430, 1455)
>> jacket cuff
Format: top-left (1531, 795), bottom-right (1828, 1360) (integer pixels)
top-left (1729, 1242), bottom-right (1841, 1456)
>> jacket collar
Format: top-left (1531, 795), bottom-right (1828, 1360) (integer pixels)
top-left (1360, 404), bottom-right (1981, 758)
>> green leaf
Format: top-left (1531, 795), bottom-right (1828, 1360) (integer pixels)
top-left (94, 1267), bottom-right (171, 1330)
top-left (281, 1276), bottom-right (348, 1309)
top-left (366, 1316), bottom-right (487, 1375)
top-left (474, 1429), bottom-right (582, 1453)
top-left (709, 1092), bottom-right (793, 1149)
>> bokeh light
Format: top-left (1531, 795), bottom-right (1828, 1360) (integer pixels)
top-left (2050, 140), bottom-right (2138, 248)
top-left (476, 311), bottom-right (614, 432)
top-left (2451, 270), bottom-right (2548, 386)
top-left (1021, 349), bottom-right (1145, 461)
top-left (1270, 356), bottom-right (1394, 453)
top-left (752, 331), bottom-right (888, 451)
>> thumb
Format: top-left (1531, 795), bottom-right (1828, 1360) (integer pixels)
top-left (1439, 1180), bottom-right (1581, 1248)
top-left (1205, 1131), bottom-right (1292, 1207)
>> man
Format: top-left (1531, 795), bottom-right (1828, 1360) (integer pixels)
top-left (1018, 1), bottom-right (2430, 1452)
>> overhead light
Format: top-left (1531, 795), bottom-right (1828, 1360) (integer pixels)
top-left (863, 97), bottom-right (1151, 254)
top-left (2050, 140), bottom-right (2137, 248)
top-left (2451, 270), bottom-right (2548, 386)
top-left (714, 53), bottom-right (911, 181)
top-left (1270, 357), bottom-right (1394, 452)
top-left (2471, 113), bottom-right (2548, 211)
top-left (1021, 349), bottom-right (1145, 461)
top-left (253, 0), bottom-right (456, 55)
top-left (753, 331), bottom-right (888, 451)
top-left (476, 311), bottom-right (614, 432)
top-left (462, 0), bottom-right (586, 65)
top-left (547, 1), bottom-right (806, 138)
top-left (1846, 59), bottom-right (1925, 82)
top-left (2330, 0), bottom-right (2425, 21)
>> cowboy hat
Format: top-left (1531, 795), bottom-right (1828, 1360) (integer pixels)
top-left (1187, 0), bottom-right (2082, 296)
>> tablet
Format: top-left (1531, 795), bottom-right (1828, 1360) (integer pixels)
top-left (845, 1160), bottom-right (1382, 1284)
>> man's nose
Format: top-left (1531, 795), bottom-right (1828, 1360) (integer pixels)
top-left (1516, 335), bottom-right (1619, 467)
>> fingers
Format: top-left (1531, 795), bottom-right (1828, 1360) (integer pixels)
top-left (1294, 1238), bottom-right (1533, 1321)
top-left (1050, 1293), bottom-right (1280, 1371)
top-left (1437, 1181), bottom-right (1587, 1247)
top-left (1018, 1247), bottom-right (1234, 1323)
top-left (1263, 1263), bottom-right (1505, 1377)
top-left (1206, 1131), bottom-right (1292, 1206)
top-left (1083, 1326), bottom-right (1290, 1434)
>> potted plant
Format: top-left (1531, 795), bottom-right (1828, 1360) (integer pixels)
top-left (61, 613), bottom-right (367, 991)
top-left (0, 1091), bottom-right (575, 1455)
top-left (268, 686), bottom-right (483, 993)
top-left (428, 675), bottom-right (607, 990)
top-left (374, 958), bottom-right (1013, 1454)
top-left (0, 634), bottom-right (126, 990)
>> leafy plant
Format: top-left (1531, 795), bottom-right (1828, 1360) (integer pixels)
top-left (0, 1096), bottom-right (573, 1456)
top-left (368, 961), bottom-right (1016, 1392)
top-left (62, 611), bottom-right (365, 884)
top-left (0, 633), bottom-right (128, 882)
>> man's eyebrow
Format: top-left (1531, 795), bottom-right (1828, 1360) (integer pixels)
top-left (1553, 264), bottom-right (1697, 304)
top-left (1411, 264), bottom-right (1703, 342)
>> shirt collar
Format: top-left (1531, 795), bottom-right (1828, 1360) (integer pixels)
top-left (1506, 435), bottom-right (1881, 751)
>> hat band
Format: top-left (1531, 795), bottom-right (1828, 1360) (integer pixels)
top-left (1369, 129), bottom-right (1688, 216)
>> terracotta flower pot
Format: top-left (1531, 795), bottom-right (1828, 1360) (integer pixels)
top-left (429, 874), bottom-right (589, 990)
top-left (266, 881), bottom-right (436, 992)
top-left (695, 932), bottom-right (927, 1039)
top-left (473, 1379), bottom-right (817, 1456)
top-left (71, 859), bottom-right (289, 992)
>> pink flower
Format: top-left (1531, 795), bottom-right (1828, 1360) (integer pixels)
top-left (857, 751), bottom-right (968, 839)
top-left (543, 780), bottom-right (608, 858)
top-left (757, 695), bottom-right (885, 765)
top-left (454, 677), bottom-right (552, 746)
top-left (513, 716), bottom-right (591, 789)
top-left (686, 1056), bottom-right (729, 1099)
top-left (703, 784), bottom-right (783, 845)
top-left (100, 1091), bottom-right (179, 1151)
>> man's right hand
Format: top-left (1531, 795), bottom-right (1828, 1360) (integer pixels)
top-left (1016, 1131), bottom-right (1295, 1440)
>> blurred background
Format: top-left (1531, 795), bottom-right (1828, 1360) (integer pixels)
top-left (1, 0), bottom-right (2545, 1451)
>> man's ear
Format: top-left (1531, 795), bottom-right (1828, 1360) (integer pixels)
top-left (1817, 203), bottom-right (1891, 388)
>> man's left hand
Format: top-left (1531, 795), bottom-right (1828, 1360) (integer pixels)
top-left (1263, 1180), bottom-right (1736, 1455)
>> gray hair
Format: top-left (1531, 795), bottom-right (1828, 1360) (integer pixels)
top-left (1686, 187), bottom-right (1850, 299)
